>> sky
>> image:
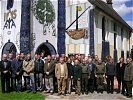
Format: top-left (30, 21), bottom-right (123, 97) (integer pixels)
top-left (104, 0), bottom-right (133, 28)
top-left (70, 0), bottom-right (133, 29)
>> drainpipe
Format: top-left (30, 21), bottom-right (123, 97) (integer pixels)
top-left (129, 30), bottom-right (131, 57)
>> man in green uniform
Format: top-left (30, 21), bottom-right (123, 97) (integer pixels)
top-left (81, 59), bottom-right (90, 95)
top-left (95, 58), bottom-right (106, 93)
top-left (93, 55), bottom-right (99, 65)
top-left (124, 58), bottom-right (133, 98)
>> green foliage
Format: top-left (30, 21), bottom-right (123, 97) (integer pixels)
top-left (32, 0), bottom-right (55, 24)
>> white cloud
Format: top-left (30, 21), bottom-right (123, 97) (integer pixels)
top-left (126, 21), bottom-right (133, 28)
top-left (102, 0), bottom-right (133, 17)
top-left (102, 0), bottom-right (131, 4)
top-left (102, 0), bottom-right (133, 28)
top-left (113, 1), bottom-right (133, 17)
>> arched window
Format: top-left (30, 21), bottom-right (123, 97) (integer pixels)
top-left (102, 17), bottom-right (106, 41)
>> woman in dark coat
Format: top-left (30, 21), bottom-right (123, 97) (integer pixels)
top-left (116, 57), bottom-right (125, 94)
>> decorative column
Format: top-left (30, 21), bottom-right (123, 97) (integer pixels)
top-left (101, 41), bottom-right (110, 60)
top-left (114, 49), bottom-right (118, 64)
top-left (20, 0), bottom-right (31, 54)
top-left (57, 0), bottom-right (66, 56)
top-left (89, 9), bottom-right (95, 57)
top-left (121, 50), bottom-right (124, 58)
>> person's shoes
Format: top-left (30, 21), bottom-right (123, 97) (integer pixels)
top-left (39, 87), bottom-right (42, 91)
top-left (116, 89), bottom-right (120, 93)
top-left (46, 90), bottom-right (50, 93)
top-left (17, 91), bottom-right (21, 93)
top-left (82, 92), bottom-right (84, 95)
top-left (2, 91), bottom-right (5, 93)
top-left (78, 93), bottom-right (81, 96)
top-left (58, 93), bottom-right (61, 96)
top-left (63, 94), bottom-right (66, 96)
top-left (111, 92), bottom-right (113, 94)
top-left (107, 91), bottom-right (110, 94)
top-left (100, 91), bottom-right (103, 94)
top-left (90, 91), bottom-right (94, 93)
top-left (33, 91), bottom-right (36, 94)
top-left (85, 92), bottom-right (88, 95)
top-left (75, 92), bottom-right (78, 94)
top-left (50, 92), bottom-right (54, 95)
top-left (27, 90), bottom-right (31, 93)
top-left (127, 95), bottom-right (132, 98)
top-left (121, 92), bottom-right (125, 96)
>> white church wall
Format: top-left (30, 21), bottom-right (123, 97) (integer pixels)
top-left (123, 30), bottom-right (127, 58)
top-left (65, 2), bottom-right (93, 55)
top-left (116, 26), bottom-right (121, 58)
top-left (94, 12), bottom-right (98, 55)
top-left (0, 0), bottom-right (2, 57)
top-left (31, 0), bottom-right (58, 54)
top-left (0, 0), bottom-right (22, 58)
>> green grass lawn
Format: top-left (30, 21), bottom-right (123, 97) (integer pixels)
top-left (0, 79), bottom-right (45, 100)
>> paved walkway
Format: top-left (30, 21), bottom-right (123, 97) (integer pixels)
top-left (43, 92), bottom-right (132, 100)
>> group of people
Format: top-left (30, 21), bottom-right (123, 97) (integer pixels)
top-left (0, 53), bottom-right (133, 98)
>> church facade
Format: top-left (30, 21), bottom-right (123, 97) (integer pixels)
top-left (65, 0), bottom-right (132, 62)
top-left (0, 0), bottom-right (132, 61)
top-left (0, 0), bottom-right (65, 59)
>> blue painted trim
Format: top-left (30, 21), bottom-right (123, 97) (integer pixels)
top-left (57, 0), bottom-right (66, 56)
top-left (89, 9), bottom-right (95, 57)
top-left (20, 0), bottom-right (31, 54)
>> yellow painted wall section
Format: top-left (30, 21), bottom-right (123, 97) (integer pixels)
top-left (110, 45), bottom-right (114, 57)
top-left (68, 44), bottom-right (75, 54)
top-left (126, 39), bottom-right (129, 51)
top-left (97, 44), bottom-right (102, 58)
top-left (75, 44), bottom-right (80, 54)
top-left (118, 48), bottom-right (121, 59)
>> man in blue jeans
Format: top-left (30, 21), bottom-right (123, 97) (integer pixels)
top-left (23, 54), bottom-right (36, 93)
top-left (11, 53), bottom-right (23, 93)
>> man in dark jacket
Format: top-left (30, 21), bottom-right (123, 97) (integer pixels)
top-left (11, 53), bottom-right (23, 92)
top-left (87, 58), bottom-right (96, 93)
top-left (0, 54), bottom-right (11, 93)
top-left (66, 58), bottom-right (74, 94)
top-left (8, 53), bottom-right (14, 91)
top-left (44, 55), bottom-right (55, 94)
top-left (73, 59), bottom-right (82, 95)
top-left (124, 58), bottom-right (133, 98)
top-left (116, 57), bottom-right (126, 94)
top-left (35, 54), bottom-right (44, 91)
top-left (106, 58), bottom-right (116, 94)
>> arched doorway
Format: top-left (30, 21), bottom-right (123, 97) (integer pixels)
top-left (35, 42), bottom-right (56, 57)
top-left (2, 42), bottom-right (17, 59)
